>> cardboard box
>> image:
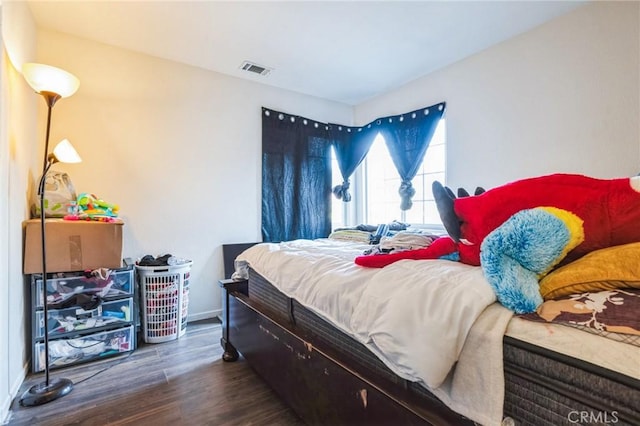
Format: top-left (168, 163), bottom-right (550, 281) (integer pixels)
top-left (24, 219), bottom-right (123, 274)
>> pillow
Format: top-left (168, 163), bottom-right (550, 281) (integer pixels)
top-left (539, 242), bottom-right (640, 300)
top-left (520, 288), bottom-right (640, 343)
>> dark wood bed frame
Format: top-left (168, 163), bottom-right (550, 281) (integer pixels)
top-left (219, 244), bottom-right (640, 426)
top-left (219, 278), bottom-right (473, 425)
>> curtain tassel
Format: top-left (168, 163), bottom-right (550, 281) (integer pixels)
top-left (399, 180), bottom-right (416, 210)
top-left (333, 180), bottom-right (352, 202)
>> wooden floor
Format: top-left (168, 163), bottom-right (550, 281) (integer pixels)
top-left (7, 319), bottom-right (304, 426)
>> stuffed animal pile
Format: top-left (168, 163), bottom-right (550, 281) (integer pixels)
top-left (432, 173), bottom-right (640, 313)
top-left (355, 173), bottom-right (640, 313)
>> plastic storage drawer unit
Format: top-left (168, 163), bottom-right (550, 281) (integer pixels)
top-left (33, 325), bottom-right (135, 372)
top-left (33, 298), bottom-right (134, 339)
top-left (32, 268), bottom-right (134, 309)
top-left (30, 264), bottom-right (137, 373)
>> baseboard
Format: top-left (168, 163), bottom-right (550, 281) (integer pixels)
top-left (188, 309), bottom-right (221, 323)
top-left (1, 395), bottom-right (10, 425)
top-left (1, 362), bottom-right (28, 425)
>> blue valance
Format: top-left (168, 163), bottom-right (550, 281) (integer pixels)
top-left (328, 102), bottom-right (446, 209)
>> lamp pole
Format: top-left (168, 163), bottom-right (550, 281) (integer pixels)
top-left (39, 160), bottom-right (52, 387)
top-left (38, 93), bottom-right (60, 388)
top-left (19, 64), bottom-right (78, 407)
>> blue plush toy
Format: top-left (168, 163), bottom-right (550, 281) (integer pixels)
top-left (480, 207), bottom-right (584, 313)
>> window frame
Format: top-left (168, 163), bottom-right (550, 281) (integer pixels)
top-left (331, 118), bottom-right (446, 231)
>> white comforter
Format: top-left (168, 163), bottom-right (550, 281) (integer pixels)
top-left (234, 239), bottom-right (496, 388)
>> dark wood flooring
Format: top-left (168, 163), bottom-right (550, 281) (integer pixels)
top-left (7, 319), bottom-right (304, 425)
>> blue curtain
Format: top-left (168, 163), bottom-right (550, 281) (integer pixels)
top-left (328, 125), bottom-right (376, 202)
top-left (261, 108), bottom-right (332, 242)
top-left (261, 102), bottom-right (445, 242)
top-left (379, 103), bottom-right (446, 210)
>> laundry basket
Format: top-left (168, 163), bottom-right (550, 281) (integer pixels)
top-left (136, 261), bottom-right (192, 343)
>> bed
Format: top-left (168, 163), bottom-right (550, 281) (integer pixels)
top-left (219, 239), bottom-right (640, 426)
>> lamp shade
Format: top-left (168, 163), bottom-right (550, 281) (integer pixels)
top-left (22, 63), bottom-right (80, 98)
top-left (52, 139), bottom-right (82, 164)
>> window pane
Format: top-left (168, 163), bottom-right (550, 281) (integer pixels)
top-left (423, 171), bottom-right (445, 202)
top-left (412, 173), bottom-right (425, 202)
top-left (363, 119), bottom-right (446, 227)
top-left (365, 133), bottom-right (399, 224)
top-left (423, 201), bottom-right (441, 224)
top-left (404, 202), bottom-right (424, 224)
top-left (423, 143), bottom-right (445, 172)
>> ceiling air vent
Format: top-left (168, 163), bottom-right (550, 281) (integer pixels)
top-left (239, 61), bottom-right (272, 76)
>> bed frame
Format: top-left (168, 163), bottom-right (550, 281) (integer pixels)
top-left (219, 251), bottom-right (640, 425)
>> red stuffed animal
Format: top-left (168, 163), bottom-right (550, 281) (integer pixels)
top-left (434, 173), bottom-right (640, 266)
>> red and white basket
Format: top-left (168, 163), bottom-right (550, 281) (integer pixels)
top-left (136, 261), bottom-right (192, 343)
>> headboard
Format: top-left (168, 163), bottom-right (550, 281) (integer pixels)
top-left (222, 242), bottom-right (260, 279)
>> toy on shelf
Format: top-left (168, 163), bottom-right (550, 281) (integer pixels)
top-left (64, 193), bottom-right (120, 222)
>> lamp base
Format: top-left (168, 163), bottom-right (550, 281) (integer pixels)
top-left (19, 378), bottom-right (73, 407)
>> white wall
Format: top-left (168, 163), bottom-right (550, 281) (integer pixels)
top-left (35, 30), bottom-right (353, 321)
top-left (2, 1), bottom-right (638, 416)
top-left (0, 26), bottom-right (8, 424)
top-left (0, 1), bottom-right (38, 422)
top-left (355, 1), bottom-right (640, 191)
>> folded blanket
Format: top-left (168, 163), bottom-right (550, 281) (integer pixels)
top-left (379, 231), bottom-right (438, 252)
top-left (355, 237), bottom-right (456, 268)
top-left (328, 229), bottom-right (372, 244)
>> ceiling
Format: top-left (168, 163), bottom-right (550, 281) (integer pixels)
top-left (26, 1), bottom-right (587, 105)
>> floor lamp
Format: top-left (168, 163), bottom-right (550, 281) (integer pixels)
top-left (20, 63), bottom-right (81, 407)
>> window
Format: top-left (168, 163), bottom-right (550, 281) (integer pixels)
top-left (331, 118), bottom-right (446, 229)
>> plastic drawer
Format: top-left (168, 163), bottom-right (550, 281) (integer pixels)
top-left (33, 268), bottom-right (134, 309)
top-left (33, 298), bottom-right (134, 339)
top-left (33, 325), bottom-right (134, 372)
